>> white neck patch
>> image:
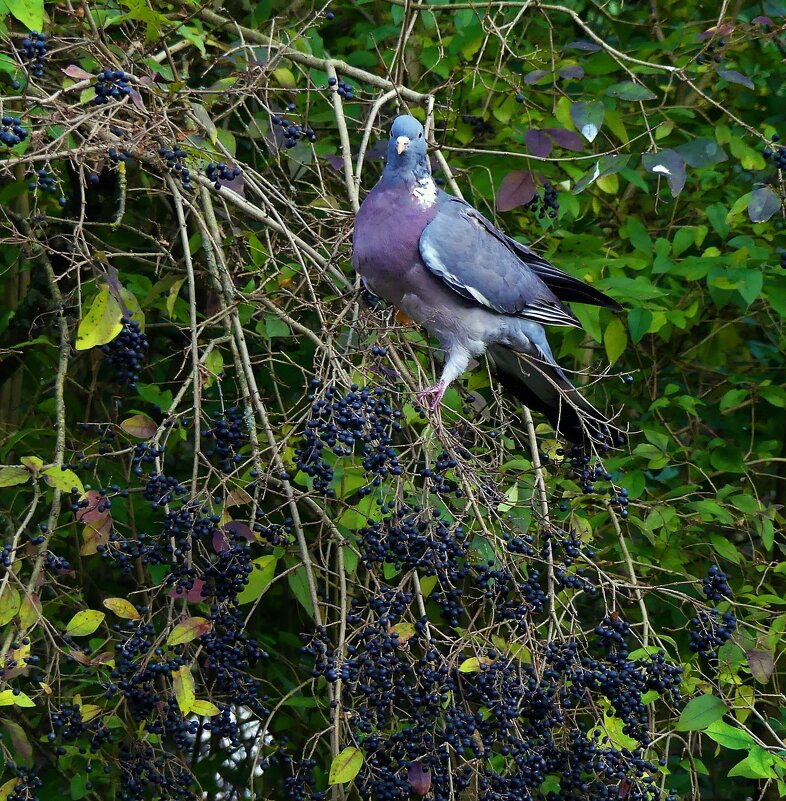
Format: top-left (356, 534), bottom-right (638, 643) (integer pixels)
top-left (412, 176), bottom-right (437, 208)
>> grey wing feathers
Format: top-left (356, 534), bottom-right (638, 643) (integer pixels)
top-left (419, 199), bottom-right (581, 328)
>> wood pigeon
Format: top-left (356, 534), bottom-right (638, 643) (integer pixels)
top-left (352, 114), bottom-right (623, 443)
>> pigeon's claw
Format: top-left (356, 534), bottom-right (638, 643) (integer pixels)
top-left (416, 383), bottom-right (446, 411)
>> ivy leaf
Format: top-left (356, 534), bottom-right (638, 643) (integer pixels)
top-left (75, 288), bottom-right (124, 351)
top-left (172, 665), bottom-right (195, 714)
top-left (747, 186), bottom-right (781, 223)
top-left (166, 616), bottom-right (212, 646)
top-left (42, 466), bottom-right (84, 496)
top-left (675, 694), bottom-right (727, 731)
top-left (642, 150), bottom-right (686, 196)
top-left (717, 69), bottom-right (754, 90)
top-left (328, 747), bottom-right (364, 785)
top-left (102, 598), bottom-right (141, 620)
top-left (65, 610), bottom-right (105, 637)
top-left (570, 101), bottom-right (604, 142)
top-left (496, 171), bottom-right (536, 211)
top-left (605, 81), bottom-right (657, 101)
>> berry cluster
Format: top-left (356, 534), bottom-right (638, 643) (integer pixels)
top-left (205, 161), bottom-right (242, 190)
top-left (763, 133), bottom-right (785, 169)
top-left (326, 76), bottom-right (354, 99)
top-left (0, 115), bottom-right (27, 147)
top-left (271, 114), bottom-right (317, 148)
top-left (20, 31), bottom-right (47, 78)
top-left (204, 406), bottom-right (248, 473)
top-left (461, 113), bottom-right (495, 138)
top-left (696, 38), bottom-right (725, 64)
top-left (159, 144), bottom-right (191, 189)
top-left (28, 166), bottom-right (66, 205)
top-left (526, 180), bottom-right (560, 219)
top-left (94, 68), bottom-right (132, 105)
top-left (295, 382), bottom-right (403, 496)
top-left (101, 314), bottom-right (148, 390)
top-left (689, 609), bottom-right (737, 659)
top-left (702, 565), bottom-right (732, 602)
top-left (4, 768), bottom-right (43, 801)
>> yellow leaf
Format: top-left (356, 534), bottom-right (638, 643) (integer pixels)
top-left (103, 598), bottom-right (141, 620)
top-left (18, 593), bottom-right (40, 630)
top-left (328, 746), bottom-right (364, 785)
top-left (75, 288), bottom-right (123, 351)
top-left (0, 778), bottom-right (17, 801)
top-left (42, 466), bottom-right (84, 496)
top-left (0, 586), bottom-right (21, 626)
top-left (0, 690), bottom-right (34, 708)
top-left (172, 665), bottom-right (195, 714)
top-left (272, 67), bottom-right (296, 88)
top-left (166, 616), bottom-right (211, 646)
top-left (81, 704), bottom-right (103, 722)
top-left (190, 699), bottom-right (220, 716)
top-left (65, 610), bottom-right (105, 636)
top-left (19, 456), bottom-right (43, 473)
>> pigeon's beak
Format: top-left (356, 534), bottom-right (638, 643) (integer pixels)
top-left (396, 135), bottom-right (410, 155)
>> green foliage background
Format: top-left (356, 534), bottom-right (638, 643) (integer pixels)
top-left (0, 0), bottom-right (784, 799)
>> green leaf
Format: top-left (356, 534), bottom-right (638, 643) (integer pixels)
top-left (704, 719), bottom-right (756, 750)
top-left (627, 217), bottom-right (653, 254)
top-left (0, 690), bottom-right (34, 708)
top-left (627, 308), bottom-right (652, 344)
top-left (328, 747), bottom-right (364, 785)
top-left (237, 555), bottom-right (277, 604)
top-left (605, 81), bottom-right (657, 101)
top-left (570, 101), bottom-right (604, 142)
top-left (4, 0), bottom-right (44, 31)
top-left (676, 694), bottom-right (727, 731)
top-left (288, 566), bottom-right (315, 618)
top-left (65, 610), bottom-right (105, 637)
top-left (604, 317), bottom-right (627, 365)
top-left (0, 586), bottom-right (21, 626)
top-left (728, 745), bottom-right (776, 779)
top-left (75, 289), bottom-right (123, 351)
top-left (0, 466), bottom-right (30, 488)
top-left (42, 466), bottom-right (84, 496)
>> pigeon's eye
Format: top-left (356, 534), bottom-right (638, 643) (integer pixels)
top-left (418, 132), bottom-right (423, 138)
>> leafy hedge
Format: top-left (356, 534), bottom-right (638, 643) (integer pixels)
top-left (0, 0), bottom-right (784, 800)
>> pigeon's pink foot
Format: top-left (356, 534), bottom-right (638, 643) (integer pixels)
top-left (416, 383), bottom-right (446, 410)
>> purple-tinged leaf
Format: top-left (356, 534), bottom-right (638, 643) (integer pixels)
top-left (752, 16), bottom-right (772, 25)
top-left (606, 81), bottom-right (657, 101)
top-left (745, 649), bottom-right (774, 683)
top-left (224, 521), bottom-right (255, 542)
top-left (642, 149), bottom-right (687, 196)
top-left (573, 154), bottom-right (629, 194)
top-left (169, 578), bottom-right (206, 603)
top-left (212, 530), bottom-right (229, 553)
top-left (564, 41), bottom-right (602, 52)
top-left (717, 69), bottom-right (754, 90)
top-left (408, 762), bottom-right (431, 796)
top-left (675, 138), bottom-right (727, 168)
top-left (62, 65), bottom-right (93, 81)
top-left (545, 128), bottom-right (583, 151)
top-left (324, 154), bottom-right (345, 171)
top-left (129, 87), bottom-right (146, 113)
top-left (747, 186), bottom-right (781, 223)
top-left (570, 101), bottom-right (604, 143)
top-left (220, 172), bottom-right (245, 196)
top-left (496, 170), bottom-right (536, 212)
top-left (558, 65), bottom-right (584, 81)
top-left (525, 128), bottom-right (553, 158)
top-left (697, 23), bottom-right (734, 40)
top-left (523, 69), bottom-right (548, 85)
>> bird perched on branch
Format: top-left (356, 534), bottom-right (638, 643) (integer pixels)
top-left (352, 114), bottom-right (622, 444)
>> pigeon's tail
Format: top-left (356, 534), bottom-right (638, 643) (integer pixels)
top-left (487, 344), bottom-right (612, 446)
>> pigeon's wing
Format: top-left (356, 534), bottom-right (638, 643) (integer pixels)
top-left (440, 194), bottom-right (622, 311)
top-left (419, 198), bottom-right (581, 328)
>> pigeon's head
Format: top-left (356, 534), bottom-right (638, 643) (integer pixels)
top-left (385, 115), bottom-right (429, 179)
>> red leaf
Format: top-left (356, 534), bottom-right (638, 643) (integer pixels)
top-left (76, 490), bottom-right (113, 526)
top-left (62, 65), bottom-right (93, 80)
top-left (545, 128), bottom-right (584, 151)
top-left (169, 578), bottom-right (206, 603)
top-left (212, 530), bottom-right (229, 553)
top-left (496, 171), bottom-right (536, 212)
top-left (408, 762), bottom-right (431, 795)
top-left (525, 129), bottom-right (553, 158)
